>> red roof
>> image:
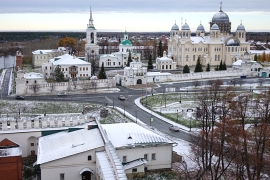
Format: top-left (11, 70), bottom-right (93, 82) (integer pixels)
top-left (0, 138), bottom-right (19, 148)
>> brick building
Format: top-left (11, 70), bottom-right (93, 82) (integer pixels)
top-left (0, 138), bottom-right (22, 180)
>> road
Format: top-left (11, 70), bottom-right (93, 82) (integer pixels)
top-left (3, 75), bottom-right (270, 142)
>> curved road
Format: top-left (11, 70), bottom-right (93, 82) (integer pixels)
top-left (4, 76), bottom-right (270, 142)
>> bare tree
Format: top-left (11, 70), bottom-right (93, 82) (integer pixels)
top-left (48, 83), bottom-right (55, 93)
top-left (30, 84), bottom-right (40, 94)
top-left (86, 52), bottom-right (99, 75)
top-left (90, 80), bottom-right (97, 91)
top-left (72, 81), bottom-right (77, 90)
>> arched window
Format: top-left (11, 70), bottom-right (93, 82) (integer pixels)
top-left (88, 155), bottom-right (92, 161)
top-left (218, 55), bottom-right (220, 61)
top-left (215, 55), bottom-right (217, 61)
top-left (186, 55), bottom-right (189, 61)
top-left (193, 55), bottom-right (196, 61)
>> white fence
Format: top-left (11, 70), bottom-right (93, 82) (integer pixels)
top-left (0, 115), bottom-right (95, 131)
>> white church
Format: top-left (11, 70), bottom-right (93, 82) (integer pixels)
top-left (168, 2), bottom-right (251, 68)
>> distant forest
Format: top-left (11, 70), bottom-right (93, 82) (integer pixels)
top-left (0, 31), bottom-right (270, 42)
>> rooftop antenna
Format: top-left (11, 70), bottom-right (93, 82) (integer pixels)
top-left (220, 2), bottom-right (223, 12)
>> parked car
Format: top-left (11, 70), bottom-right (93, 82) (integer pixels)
top-left (15, 95), bottom-right (24, 100)
top-left (58, 92), bottom-right (67, 96)
top-left (169, 125), bottom-right (180, 132)
top-left (118, 95), bottom-right (126, 100)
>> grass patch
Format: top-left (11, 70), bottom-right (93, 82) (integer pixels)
top-left (99, 108), bottom-right (132, 124)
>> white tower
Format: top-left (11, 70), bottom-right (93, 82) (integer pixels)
top-left (85, 7), bottom-right (99, 61)
top-left (236, 20), bottom-right (246, 43)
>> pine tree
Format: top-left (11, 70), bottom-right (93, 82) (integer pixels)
top-left (54, 65), bottom-right (64, 82)
top-left (147, 54), bottom-right (153, 69)
top-left (194, 56), bottom-right (203, 72)
top-left (262, 51), bottom-right (267, 62)
top-left (215, 65), bottom-right (219, 71)
top-left (258, 54), bottom-right (262, 62)
top-left (223, 61), bottom-right (227, 70)
top-left (183, 64), bottom-right (190, 73)
top-left (206, 63), bottom-right (210, 72)
top-left (158, 40), bottom-right (162, 57)
top-left (219, 60), bottom-right (223, 70)
top-left (254, 54), bottom-right (258, 61)
top-left (98, 62), bottom-right (107, 79)
top-left (127, 50), bottom-right (132, 67)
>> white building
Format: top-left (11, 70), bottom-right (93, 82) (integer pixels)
top-left (156, 51), bottom-right (176, 71)
top-left (42, 54), bottom-right (91, 79)
top-left (35, 121), bottom-right (174, 180)
top-left (99, 31), bottom-right (141, 68)
top-left (168, 3), bottom-right (251, 68)
top-left (32, 49), bottom-right (66, 68)
top-left (121, 62), bottom-right (147, 86)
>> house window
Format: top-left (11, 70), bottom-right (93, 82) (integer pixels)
top-left (80, 74), bottom-right (82, 77)
top-left (83, 67), bottom-right (85, 71)
top-left (144, 154), bottom-right (148, 160)
top-left (80, 67), bottom-right (82, 71)
top-left (45, 66), bottom-right (47, 70)
top-left (86, 67), bottom-right (88, 70)
top-left (30, 143), bottom-right (34, 146)
top-left (119, 62), bottom-right (121, 65)
top-left (113, 62), bottom-right (115, 65)
top-left (86, 74), bottom-right (88, 76)
top-left (88, 155), bottom-right (92, 161)
top-left (132, 168), bottom-right (137, 173)
top-left (66, 68), bottom-right (67, 71)
top-left (193, 55), bottom-right (195, 61)
top-left (123, 156), bottom-right (127, 163)
top-left (60, 173), bottom-right (65, 180)
top-left (62, 68), bottom-right (64, 71)
top-left (50, 67), bottom-right (51, 70)
top-left (83, 74), bottom-right (85, 77)
top-left (151, 153), bottom-right (156, 160)
top-left (170, 65), bottom-right (172, 69)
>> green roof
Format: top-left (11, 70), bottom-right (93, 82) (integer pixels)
top-left (120, 39), bottom-right (132, 46)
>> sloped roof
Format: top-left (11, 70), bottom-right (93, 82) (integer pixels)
top-left (32, 49), bottom-right (57, 54)
top-left (0, 138), bottom-right (22, 157)
top-left (0, 138), bottom-right (19, 147)
top-left (102, 123), bottom-right (173, 148)
top-left (123, 158), bottom-right (147, 170)
top-left (37, 128), bottom-right (104, 164)
top-left (49, 54), bottom-right (91, 66)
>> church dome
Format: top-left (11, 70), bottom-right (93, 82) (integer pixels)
top-left (171, 24), bottom-right (179, 31)
top-left (211, 24), bottom-right (219, 30)
top-left (226, 39), bottom-right (240, 46)
top-left (182, 23), bottom-right (190, 30)
top-left (120, 39), bottom-right (132, 46)
top-left (197, 24), bottom-right (205, 31)
top-left (212, 11), bottom-right (230, 22)
top-left (237, 23), bottom-right (245, 31)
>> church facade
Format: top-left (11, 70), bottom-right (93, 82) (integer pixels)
top-left (168, 3), bottom-right (251, 68)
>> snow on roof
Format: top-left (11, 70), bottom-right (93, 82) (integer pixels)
top-left (190, 36), bottom-right (210, 44)
top-left (49, 54), bottom-right (91, 66)
top-left (250, 50), bottom-right (270, 54)
top-left (37, 128), bottom-right (104, 164)
top-left (32, 49), bottom-right (57, 54)
top-left (146, 72), bottom-right (171, 76)
top-left (96, 151), bottom-right (116, 179)
top-left (0, 147), bottom-right (22, 157)
top-left (24, 72), bottom-right (44, 79)
top-left (102, 123), bottom-right (173, 148)
top-left (233, 60), bottom-right (243, 66)
top-left (157, 56), bottom-right (172, 61)
top-left (123, 158), bottom-right (147, 170)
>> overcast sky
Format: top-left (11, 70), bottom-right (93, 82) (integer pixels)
top-left (0, 0), bottom-right (269, 32)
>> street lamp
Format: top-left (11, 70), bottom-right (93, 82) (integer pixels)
top-left (135, 111), bottom-right (137, 123)
top-left (177, 109), bottom-right (178, 122)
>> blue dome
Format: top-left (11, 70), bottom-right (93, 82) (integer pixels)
top-left (181, 23), bottom-right (190, 30)
top-left (197, 24), bottom-right (205, 31)
top-left (211, 24), bottom-right (219, 30)
top-left (171, 24), bottom-right (179, 31)
top-left (237, 24), bottom-right (245, 31)
top-left (212, 11), bottom-right (230, 22)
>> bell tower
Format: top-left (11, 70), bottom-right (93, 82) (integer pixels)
top-left (85, 7), bottom-right (99, 62)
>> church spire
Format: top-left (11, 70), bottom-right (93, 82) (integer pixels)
top-left (220, 2), bottom-right (223, 12)
top-left (88, 6), bottom-right (95, 28)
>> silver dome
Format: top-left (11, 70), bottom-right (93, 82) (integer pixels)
top-left (197, 24), bottom-right (205, 31)
top-left (171, 24), bottom-right (179, 31)
top-left (211, 24), bottom-right (219, 30)
top-left (226, 39), bottom-right (240, 46)
top-left (237, 24), bottom-right (245, 31)
top-left (182, 23), bottom-right (190, 30)
top-left (212, 11), bottom-right (230, 22)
